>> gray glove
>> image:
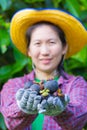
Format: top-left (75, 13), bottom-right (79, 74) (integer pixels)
top-left (37, 94), bottom-right (70, 116)
top-left (16, 88), bottom-right (42, 114)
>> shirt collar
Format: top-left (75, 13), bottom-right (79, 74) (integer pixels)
top-left (27, 70), bottom-right (69, 86)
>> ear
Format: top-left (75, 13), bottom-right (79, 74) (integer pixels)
top-left (27, 48), bottom-right (31, 57)
top-left (62, 44), bottom-right (68, 55)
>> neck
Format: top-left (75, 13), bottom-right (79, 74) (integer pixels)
top-left (34, 69), bottom-right (59, 80)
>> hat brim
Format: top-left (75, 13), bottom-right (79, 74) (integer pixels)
top-left (10, 9), bottom-right (87, 58)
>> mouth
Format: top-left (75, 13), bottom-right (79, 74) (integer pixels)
top-left (40, 58), bottom-right (52, 64)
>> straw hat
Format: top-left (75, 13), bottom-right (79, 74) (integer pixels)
top-left (10, 8), bottom-right (87, 58)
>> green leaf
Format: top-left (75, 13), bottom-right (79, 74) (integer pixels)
top-left (11, 59), bottom-right (28, 74)
top-left (25, 0), bottom-right (44, 4)
top-left (71, 45), bottom-right (87, 65)
top-left (0, 0), bottom-right (11, 11)
top-left (12, 45), bottom-right (28, 61)
top-left (64, 58), bottom-right (82, 71)
top-left (52, 0), bottom-right (62, 8)
top-left (80, 0), bottom-right (87, 8)
top-left (65, 0), bottom-right (81, 18)
top-left (45, 0), bottom-right (54, 8)
top-left (0, 65), bottom-right (13, 80)
top-left (0, 16), bottom-right (10, 53)
top-left (64, 46), bottom-right (87, 73)
top-left (0, 59), bottom-right (29, 81)
top-left (0, 114), bottom-right (7, 130)
top-left (0, 29), bottom-right (10, 53)
top-left (80, 10), bottom-right (87, 22)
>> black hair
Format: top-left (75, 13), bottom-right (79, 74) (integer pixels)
top-left (26, 21), bottom-right (67, 78)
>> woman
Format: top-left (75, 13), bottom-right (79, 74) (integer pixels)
top-left (1, 8), bottom-right (87, 130)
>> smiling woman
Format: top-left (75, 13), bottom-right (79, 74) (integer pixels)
top-left (26, 22), bottom-right (68, 79)
top-left (1, 8), bottom-right (87, 130)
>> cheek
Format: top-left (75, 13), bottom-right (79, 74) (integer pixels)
top-left (52, 47), bottom-right (64, 64)
top-left (53, 46), bottom-right (63, 56)
top-left (28, 47), bottom-right (39, 59)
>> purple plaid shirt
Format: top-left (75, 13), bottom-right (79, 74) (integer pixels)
top-left (0, 71), bottom-right (87, 130)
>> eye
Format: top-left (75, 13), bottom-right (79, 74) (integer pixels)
top-left (34, 42), bottom-right (41, 46)
top-left (49, 41), bottom-right (56, 44)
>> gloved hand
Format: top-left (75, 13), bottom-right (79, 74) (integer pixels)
top-left (16, 88), bottom-right (42, 114)
top-left (37, 94), bottom-right (70, 116)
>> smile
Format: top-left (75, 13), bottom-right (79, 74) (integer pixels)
top-left (40, 59), bottom-right (52, 64)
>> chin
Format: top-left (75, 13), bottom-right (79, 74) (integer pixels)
top-left (40, 68), bottom-right (55, 73)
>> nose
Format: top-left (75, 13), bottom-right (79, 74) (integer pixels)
top-left (40, 44), bottom-right (50, 55)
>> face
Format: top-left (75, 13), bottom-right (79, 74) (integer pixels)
top-left (28, 25), bottom-right (67, 74)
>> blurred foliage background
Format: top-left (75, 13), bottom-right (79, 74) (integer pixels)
top-left (0, 0), bottom-right (87, 130)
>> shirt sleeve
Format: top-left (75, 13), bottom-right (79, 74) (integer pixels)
top-left (53, 76), bottom-right (87, 130)
top-left (1, 78), bottom-right (37, 130)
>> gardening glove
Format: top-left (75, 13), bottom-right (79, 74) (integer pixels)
top-left (16, 88), bottom-right (42, 114)
top-left (38, 94), bottom-right (70, 116)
